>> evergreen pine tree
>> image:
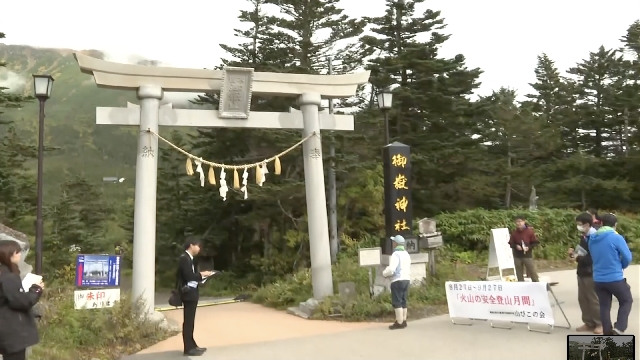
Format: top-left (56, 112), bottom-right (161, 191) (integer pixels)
top-left (362, 0), bottom-right (484, 213)
top-left (47, 176), bottom-right (112, 269)
top-left (565, 46), bottom-right (632, 208)
top-left (264, 0), bottom-right (367, 74)
top-left (523, 53), bottom-right (577, 152)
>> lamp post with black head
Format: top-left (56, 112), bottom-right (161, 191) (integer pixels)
top-left (32, 74), bottom-right (54, 275)
top-left (376, 87), bottom-right (393, 145)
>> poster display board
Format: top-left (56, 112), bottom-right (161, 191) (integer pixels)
top-left (75, 254), bottom-right (122, 288)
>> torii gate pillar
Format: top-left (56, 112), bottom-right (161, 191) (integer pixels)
top-left (131, 85), bottom-right (163, 312)
top-left (299, 92), bottom-right (333, 298)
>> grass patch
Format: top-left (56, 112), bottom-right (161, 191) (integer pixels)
top-left (29, 284), bottom-right (177, 360)
top-left (252, 255), bottom-right (477, 321)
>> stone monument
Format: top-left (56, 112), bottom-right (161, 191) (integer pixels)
top-left (74, 54), bottom-right (370, 314)
top-left (374, 142), bottom-right (429, 293)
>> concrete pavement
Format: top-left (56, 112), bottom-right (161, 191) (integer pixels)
top-left (123, 265), bottom-right (639, 360)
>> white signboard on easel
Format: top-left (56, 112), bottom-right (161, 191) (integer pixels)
top-left (487, 228), bottom-right (515, 281)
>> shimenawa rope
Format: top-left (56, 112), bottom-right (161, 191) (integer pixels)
top-left (146, 129), bottom-right (317, 187)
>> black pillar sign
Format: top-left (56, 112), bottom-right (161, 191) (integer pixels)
top-left (382, 142), bottom-right (413, 254)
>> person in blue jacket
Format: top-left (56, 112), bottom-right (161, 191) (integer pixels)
top-left (587, 213), bottom-right (633, 335)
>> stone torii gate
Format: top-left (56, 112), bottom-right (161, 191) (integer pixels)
top-left (74, 54), bottom-right (369, 313)
top-left (578, 343), bottom-right (604, 360)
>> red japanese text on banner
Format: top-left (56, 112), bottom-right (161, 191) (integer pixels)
top-left (445, 281), bottom-right (554, 326)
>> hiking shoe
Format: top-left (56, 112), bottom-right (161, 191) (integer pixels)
top-left (389, 321), bottom-right (404, 330)
top-left (401, 321), bottom-right (407, 328)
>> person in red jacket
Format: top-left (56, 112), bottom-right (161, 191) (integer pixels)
top-left (509, 215), bottom-right (540, 282)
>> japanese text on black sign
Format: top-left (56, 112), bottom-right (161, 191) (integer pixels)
top-left (383, 144), bottom-right (413, 241)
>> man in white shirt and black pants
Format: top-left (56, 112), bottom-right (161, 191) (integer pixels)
top-left (383, 235), bottom-right (412, 330)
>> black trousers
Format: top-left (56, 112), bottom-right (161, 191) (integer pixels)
top-left (594, 279), bottom-right (633, 333)
top-left (1, 349), bottom-right (26, 360)
top-left (182, 301), bottom-right (198, 352)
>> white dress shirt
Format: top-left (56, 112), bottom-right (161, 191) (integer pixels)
top-left (185, 251), bottom-right (198, 288)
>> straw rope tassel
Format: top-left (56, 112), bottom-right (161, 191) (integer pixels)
top-left (274, 157), bottom-right (281, 175)
top-left (255, 165), bottom-right (262, 185)
top-left (208, 166), bottom-right (216, 185)
top-left (186, 158), bottom-right (194, 176)
top-left (233, 169), bottom-right (240, 189)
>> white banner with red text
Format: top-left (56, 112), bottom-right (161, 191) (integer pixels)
top-left (445, 281), bottom-right (554, 326)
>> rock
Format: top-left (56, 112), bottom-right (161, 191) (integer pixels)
top-left (286, 306), bottom-right (310, 319)
top-left (298, 298), bottom-right (319, 318)
top-left (146, 311), bottom-right (179, 331)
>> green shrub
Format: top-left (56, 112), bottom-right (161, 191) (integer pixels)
top-left (252, 234), bottom-right (478, 321)
top-left (435, 208), bottom-right (639, 260)
top-left (252, 208), bottom-right (639, 321)
top-left (313, 260), bottom-right (476, 321)
top-left (30, 283), bottom-right (176, 360)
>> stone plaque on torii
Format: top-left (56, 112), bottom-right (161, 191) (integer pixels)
top-left (73, 53), bottom-right (369, 314)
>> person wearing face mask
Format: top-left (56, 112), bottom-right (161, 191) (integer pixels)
top-left (568, 213), bottom-right (602, 334)
top-left (0, 240), bottom-right (45, 360)
top-left (508, 215), bottom-right (540, 282)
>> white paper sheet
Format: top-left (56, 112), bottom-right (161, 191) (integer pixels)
top-left (201, 271), bottom-right (219, 284)
top-left (22, 273), bottom-right (42, 291)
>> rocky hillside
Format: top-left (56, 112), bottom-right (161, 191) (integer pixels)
top-left (0, 44), bottom-right (153, 200)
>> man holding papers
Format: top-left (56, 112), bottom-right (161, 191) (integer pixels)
top-left (569, 212), bottom-right (602, 334)
top-left (509, 215), bottom-right (540, 282)
top-left (177, 237), bottom-right (214, 357)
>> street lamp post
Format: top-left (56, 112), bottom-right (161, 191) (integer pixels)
top-left (376, 87), bottom-right (393, 145)
top-left (32, 74), bottom-right (54, 275)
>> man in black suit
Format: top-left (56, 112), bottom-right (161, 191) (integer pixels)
top-left (178, 237), bottom-right (213, 356)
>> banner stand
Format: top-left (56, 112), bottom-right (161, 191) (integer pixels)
top-left (527, 285), bottom-right (571, 334)
top-left (447, 281), bottom-right (570, 334)
top-left (450, 318), bottom-right (473, 326)
top-left (450, 317), bottom-right (489, 326)
top-left (486, 228), bottom-right (516, 282)
top-left (490, 320), bottom-right (514, 330)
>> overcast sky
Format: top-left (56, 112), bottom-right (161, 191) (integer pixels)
top-left (2, 0), bottom-right (640, 98)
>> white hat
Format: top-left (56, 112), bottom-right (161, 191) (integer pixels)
top-left (390, 235), bottom-right (406, 245)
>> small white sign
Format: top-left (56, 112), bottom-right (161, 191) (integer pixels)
top-left (358, 247), bottom-right (382, 267)
top-left (74, 288), bottom-right (121, 310)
